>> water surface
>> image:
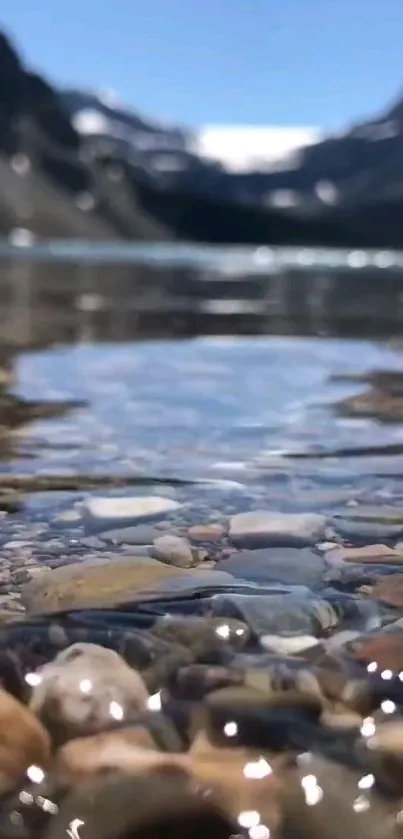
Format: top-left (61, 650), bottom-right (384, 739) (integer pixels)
top-left (0, 246), bottom-right (402, 538)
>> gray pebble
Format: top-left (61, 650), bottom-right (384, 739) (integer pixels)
top-left (216, 547), bottom-right (326, 589)
top-left (80, 536), bottom-right (107, 550)
top-left (100, 525), bottom-right (161, 545)
top-left (229, 510), bottom-right (326, 547)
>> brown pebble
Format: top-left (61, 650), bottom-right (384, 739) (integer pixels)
top-left (366, 575), bottom-right (403, 606)
top-left (188, 524), bottom-right (225, 542)
top-left (151, 617), bottom-right (249, 657)
top-left (45, 773), bottom-right (239, 839)
top-left (330, 544), bottom-right (403, 564)
top-left (320, 705), bottom-right (363, 730)
top-left (189, 732), bottom-right (282, 830)
top-left (56, 729), bottom-right (189, 786)
top-left (350, 633), bottom-right (403, 670)
top-left (367, 721), bottom-right (403, 756)
top-left (0, 688), bottom-right (51, 793)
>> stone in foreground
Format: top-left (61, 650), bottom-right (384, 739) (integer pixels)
top-left (0, 688), bottom-right (50, 793)
top-left (30, 642), bottom-right (149, 745)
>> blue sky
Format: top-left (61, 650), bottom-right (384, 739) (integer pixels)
top-left (2, 0), bottom-right (403, 130)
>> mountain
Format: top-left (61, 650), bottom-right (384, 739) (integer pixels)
top-left (2, 30), bottom-right (403, 247)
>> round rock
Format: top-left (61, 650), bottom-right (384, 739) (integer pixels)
top-left (29, 642), bottom-right (149, 745)
top-left (228, 510), bottom-right (326, 547)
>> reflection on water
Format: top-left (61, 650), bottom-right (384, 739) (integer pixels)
top-left (1, 255), bottom-right (403, 350)
top-left (0, 252), bottom-right (403, 493)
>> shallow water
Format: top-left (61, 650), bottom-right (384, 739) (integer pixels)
top-left (1, 248), bottom-right (403, 838)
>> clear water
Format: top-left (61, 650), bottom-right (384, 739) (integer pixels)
top-left (0, 244), bottom-right (403, 522)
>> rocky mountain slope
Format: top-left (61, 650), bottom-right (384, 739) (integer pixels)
top-left (2, 31), bottom-right (403, 247)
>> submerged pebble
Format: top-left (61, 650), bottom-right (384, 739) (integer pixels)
top-left (150, 534), bottom-right (199, 568)
top-left (83, 496), bottom-right (182, 524)
top-left (100, 525), bottom-right (161, 544)
top-left (216, 547), bottom-right (326, 588)
top-left (20, 556), bottom-right (196, 612)
top-left (228, 510), bottom-right (326, 547)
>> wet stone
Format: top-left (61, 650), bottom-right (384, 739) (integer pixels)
top-left (150, 534), bottom-right (199, 568)
top-left (366, 575), bottom-right (403, 606)
top-left (228, 510), bottom-right (326, 547)
top-left (366, 720), bottom-right (403, 756)
top-left (99, 524), bottom-right (161, 545)
top-left (29, 642), bottom-right (149, 745)
top-left (199, 685), bottom-right (323, 752)
top-left (333, 506), bottom-right (403, 541)
top-left (0, 688), bottom-right (51, 793)
top-left (187, 524), bottom-right (225, 542)
top-left (348, 631), bottom-right (403, 670)
top-left (21, 556), bottom-right (195, 612)
top-left (43, 774), bottom-right (241, 839)
top-left (55, 730), bottom-right (186, 786)
top-left (281, 754), bottom-right (397, 839)
top-left (260, 634), bottom-right (321, 655)
top-left (169, 665), bottom-right (244, 700)
top-left (80, 536), bottom-right (106, 550)
top-left (329, 544), bottom-right (403, 564)
top-left (208, 588), bottom-right (337, 636)
top-left (83, 495), bottom-right (182, 526)
top-left (150, 616), bottom-right (250, 654)
top-left (216, 547), bottom-right (326, 588)
top-left (323, 561), bottom-right (403, 592)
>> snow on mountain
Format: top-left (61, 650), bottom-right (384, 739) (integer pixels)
top-left (192, 125), bottom-right (322, 172)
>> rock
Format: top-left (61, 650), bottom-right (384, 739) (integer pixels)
top-left (202, 683), bottom-right (323, 721)
top-left (317, 541), bottom-right (340, 552)
top-left (333, 507), bottom-right (403, 541)
top-left (366, 721), bottom-right (403, 756)
top-left (55, 509), bottom-right (82, 524)
top-left (281, 755), bottom-right (397, 839)
top-left (150, 535), bottom-right (198, 568)
top-left (55, 729), bottom-right (188, 785)
top-left (216, 547), bottom-right (326, 588)
top-left (29, 642), bottom-right (149, 745)
top-left (209, 588), bottom-right (335, 636)
top-left (100, 525), bottom-right (161, 545)
top-left (229, 510), bottom-right (326, 547)
top-left (80, 536), bottom-right (106, 549)
top-left (260, 635), bottom-right (320, 655)
top-left (134, 569), bottom-right (239, 596)
top-left (367, 575), bottom-right (403, 606)
top-left (320, 706), bottom-right (363, 730)
top-left (349, 632), bottom-right (403, 670)
top-left (0, 688), bottom-right (50, 793)
top-left (190, 743), bottom-right (282, 830)
top-left (21, 556), bottom-right (194, 612)
top-left (150, 616), bottom-right (250, 655)
top-left (83, 496), bottom-right (181, 525)
top-left (187, 524), bottom-right (225, 542)
top-left (44, 774), bottom-right (239, 839)
top-left (328, 544), bottom-right (403, 564)
top-left (170, 665), bottom-right (244, 700)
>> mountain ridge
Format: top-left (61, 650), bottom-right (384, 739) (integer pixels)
top-left (2, 31), bottom-right (403, 247)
